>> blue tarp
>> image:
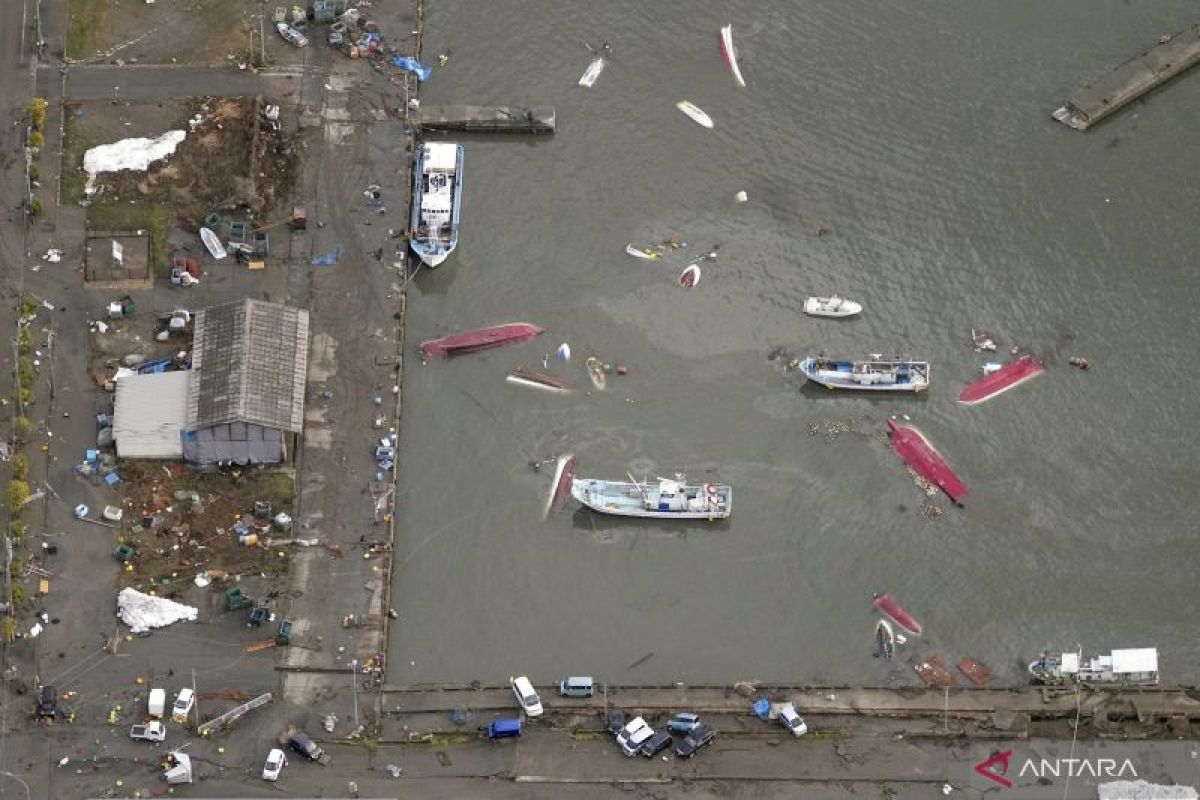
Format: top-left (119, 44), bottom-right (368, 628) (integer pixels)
top-left (312, 247), bottom-right (342, 266)
top-left (392, 56), bottom-right (432, 82)
top-left (752, 698), bottom-right (770, 720)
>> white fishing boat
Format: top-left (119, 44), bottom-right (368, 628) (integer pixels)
top-left (803, 295), bottom-right (862, 318)
top-left (719, 25), bottom-right (747, 87)
top-left (799, 356), bottom-right (930, 392)
top-left (199, 227), bottom-right (226, 260)
top-left (572, 475), bottom-right (731, 520)
top-left (409, 142), bottom-right (464, 268)
top-left (625, 243), bottom-right (661, 261)
top-left (676, 100), bottom-right (714, 129)
top-left (579, 57), bottom-right (605, 88)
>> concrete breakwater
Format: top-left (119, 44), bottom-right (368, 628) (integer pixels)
top-left (1054, 25), bottom-right (1200, 130)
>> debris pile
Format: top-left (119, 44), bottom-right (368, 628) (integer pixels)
top-left (117, 587), bottom-right (198, 633)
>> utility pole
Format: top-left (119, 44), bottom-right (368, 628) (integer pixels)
top-left (350, 659), bottom-right (358, 729)
top-left (191, 668), bottom-right (198, 729)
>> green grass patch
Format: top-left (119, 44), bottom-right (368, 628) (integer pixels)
top-left (87, 200), bottom-right (169, 276)
top-left (66, 0), bottom-right (108, 59)
top-left (60, 106), bottom-right (90, 204)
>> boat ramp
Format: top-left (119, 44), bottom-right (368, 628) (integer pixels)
top-left (416, 105), bottom-right (555, 134)
top-left (1054, 26), bottom-right (1200, 130)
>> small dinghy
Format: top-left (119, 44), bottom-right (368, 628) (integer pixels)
top-left (579, 57), bottom-right (605, 88)
top-left (676, 100), bottom-right (714, 129)
top-left (625, 243), bottom-right (661, 261)
top-left (678, 264), bottom-right (701, 287)
top-left (803, 295), bottom-right (862, 318)
top-left (585, 356), bottom-right (607, 390)
top-left (873, 592), bottom-right (922, 636)
top-left (875, 620), bottom-right (896, 660)
top-left (199, 227), bottom-right (226, 260)
top-left (719, 25), bottom-right (747, 87)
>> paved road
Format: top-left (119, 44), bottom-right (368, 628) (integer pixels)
top-left (58, 64), bottom-right (323, 102)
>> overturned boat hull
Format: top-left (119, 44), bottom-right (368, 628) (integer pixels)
top-left (887, 419), bottom-right (967, 505)
top-left (507, 367), bottom-right (574, 393)
top-left (873, 592), bottom-right (922, 636)
top-left (719, 25), bottom-right (747, 88)
top-left (875, 619), bottom-right (895, 660)
top-left (420, 322), bottom-right (543, 359)
top-left (959, 354), bottom-right (1044, 405)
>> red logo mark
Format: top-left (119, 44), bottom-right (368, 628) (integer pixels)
top-left (975, 750), bottom-right (1014, 788)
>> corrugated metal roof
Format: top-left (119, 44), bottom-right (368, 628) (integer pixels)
top-left (188, 299), bottom-right (309, 432)
top-left (1111, 648), bottom-right (1158, 674)
top-left (114, 371), bottom-right (190, 459)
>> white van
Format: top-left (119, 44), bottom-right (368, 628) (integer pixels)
top-left (510, 676), bottom-right (543, 717)
top-left (147, 688), bottom-right (166, 719)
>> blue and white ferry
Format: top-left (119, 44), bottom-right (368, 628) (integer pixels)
top-left (410, 142), bottom-right (463, 268)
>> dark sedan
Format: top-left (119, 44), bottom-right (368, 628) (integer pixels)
top-left (675, 724), bottom-right (716, 758)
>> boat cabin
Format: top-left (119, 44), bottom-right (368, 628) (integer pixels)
top-left (1043, 648), bottom-right (1159, 685)
top-left (418, 144), bottom-right (457, 243)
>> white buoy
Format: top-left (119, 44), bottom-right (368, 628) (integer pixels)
top-left (735, 190), bottom-right (748, 203)
top-left (556, 343), bottom-right (571, 362)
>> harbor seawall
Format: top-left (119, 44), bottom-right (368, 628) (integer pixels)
top-left (1054, 25), bottom-right (1200, 130)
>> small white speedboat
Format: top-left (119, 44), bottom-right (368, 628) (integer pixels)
top-left (579, 57), bottom-right (605, 88)
top-left (803, 295), bottom-right (862, 318)
top-left (676, 100), bottom-right (713, 129)
top-left (199, 226), bottom-right (226, 260)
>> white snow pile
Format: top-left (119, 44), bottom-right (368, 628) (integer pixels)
top-left (117, 587), bottom-right (198, 633)
top-left (82, 130), bottom-right (186, 195)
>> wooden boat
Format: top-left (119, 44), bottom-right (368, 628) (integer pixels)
top-left (579, 57), bottom-right (605, 88)
top-left (676, 100), bottom-right (714, 129)
top-left (875, 619), bottom-right (895, 660)
top-left (719, 25), bottom-right (747, 87)
top-left (678, 264), bottom-right (700, 287)
top-left (799, 356), bottom-right (929, 392)
top-left (803, 295), bottom-right (862, 318)
top-left (571, 474), bottom-right (732, 520)
top-left (958, 354), bottom-right (1044, 405)
top-left (420, 322), bottom-right (543, 359)
top-left (873, 592), bottom-right (922, 636)
top-left (887, 419), bottom-right (967, 505)
top-left (199, 227), bottom-right (226, 260)
top-left (506, 367), bottom-right (574, 393)
top-left (410, 142), bottom-right (464, 268)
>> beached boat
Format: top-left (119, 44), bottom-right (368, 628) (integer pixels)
top-left (571, 474), bottom-right (732, 520)
top-left (803, 295), bottom-right (862, 318)
top-left (420, 322), bottom-right (543, 359)
top-left (875, 620), bottom-right (895, 660)
top-left (719, 25), bottom-right (747, 87)
top-left (676, 100), bottom-right (714, 129)
top-left (199, 227), bottom-right (226, 260)
top-left (410, 142), bottom-right (464, 268)
top-left (799, 356), bottom-right (929, 392)
top-left (276, 22), bottom-right (308, 47)
top-left (873, 593), bottom-right (922, 636)
top-left (959, 354), bottom-right (1044, 405)
top-left (887, 419), bottom-right (967, 505)
top-left (1029, 648), bottom-right (1159, 686)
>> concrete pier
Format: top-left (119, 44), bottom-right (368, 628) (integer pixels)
top-left (1054, 25), bottom-right (1200, 130)
top-left (417, 104), bottom-right (555, 134)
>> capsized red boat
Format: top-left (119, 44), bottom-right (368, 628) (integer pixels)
top-left (958, 354), bottom-right (1044, 405)
top-left (873, 592), bottom-right (922, 636)
top-left (420, 322), bottom-right (543, 359)
top-left (887, 419), bottom-right (967, 505)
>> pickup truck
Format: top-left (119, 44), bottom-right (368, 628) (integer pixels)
top-left (130, 720), bottom-right (167, 742)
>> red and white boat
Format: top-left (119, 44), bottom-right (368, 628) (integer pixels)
top-left (420, 322), bottom-right (543, 359)
top-left (873, 592), bottom-right (922, 636)
top-left (887, 419), bottom-right (967, 505)
top-left (959, 354), bottom-right (1044, 405)
top-left (719, 25), bottom-right (747, 88)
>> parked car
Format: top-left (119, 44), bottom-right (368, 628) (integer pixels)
top-left (605, 708), bottom-right (626, 736)
top-left (172, 688), bottom-right (194, 722)
top-left (510, 676), bottom-right (543, 717)
top-left (778, 703), bottom-right (808, 737)
top-left (639, 730), bottom-right (673, 758)
top-left (485, 718), bottom-right (522, 740)
top-left (262, 748), bottom-right (287, 781)
top-left (558, 676), bottom-right (595, 698)
top-left (616, 716), bottom-right (654, 757)
top-left (35, 685), bottom-right (57, 719)
top-left (675, 723), bottom-right (716, 758)
top-left (666, 712), bottom-right (701, 735)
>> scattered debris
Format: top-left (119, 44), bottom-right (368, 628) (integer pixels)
top-left (913, 655), bottom-right (957, 687)
top-left (957, 657), bottom-right (993, 687)
top-left (970, 329), bottom-right (997, 352)
top-left (42, 249), bottom-right (63, 262)
top-left (82, 131), bottom-right (187, 195)
top-left (116, 587), bottom-right (198, 633)
top-left (1069, 356), bottom-right (1090, 370)
top-left (735, 190), bottom-right (748, 203)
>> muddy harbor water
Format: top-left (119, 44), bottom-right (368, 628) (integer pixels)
top-left (388, 0), bottom-right (1200, 687)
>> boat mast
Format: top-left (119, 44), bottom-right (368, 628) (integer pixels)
top-left (626, 471), bottom-right (651, 504)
